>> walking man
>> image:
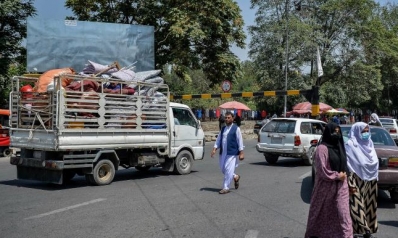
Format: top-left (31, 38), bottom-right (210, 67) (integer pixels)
top-left (211, 111), bottom-right (245, 194)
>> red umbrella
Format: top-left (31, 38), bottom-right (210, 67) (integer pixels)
top-left (292, 101), bottom-right (333, 113)
top-left (218, 101), bottom-right (250, 110)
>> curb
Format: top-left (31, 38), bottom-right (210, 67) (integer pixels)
top-left (204, 129), bottom-right (257, 142)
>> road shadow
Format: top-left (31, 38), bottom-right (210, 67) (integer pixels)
top-left (250, 157), bottom-right (307, 168)
top-left (378, 220), bottom-right (398, 228)
top-left (199, 187), bottom-right (220, 193)
top-left (300, 176), bottom-right (313, 204)
top-left (0, 168), bottom-right (198, 191)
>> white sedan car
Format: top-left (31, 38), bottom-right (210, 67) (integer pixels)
top-left (379, 117), bottom-right (398, 144)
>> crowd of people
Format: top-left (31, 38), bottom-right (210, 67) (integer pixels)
top-left (305, 117), bottom-right (381, 238)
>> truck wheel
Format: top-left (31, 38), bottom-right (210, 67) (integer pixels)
top-left (390, 190), bottom-right (398, 203)
top-left (2, 148), bottom-right (11, 157)
top-left (135, 166), bottom-right (151, 172)
top-left (174, 150), bottom-right (193, 175)
top-left (92, 159), bottom-right (115, 185)
top-left (264, 153), bottom-right (278, 165)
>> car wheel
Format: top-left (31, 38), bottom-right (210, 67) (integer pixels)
top-left (2, 148), bottom-right (12, 157)
top-left (174, 150), bottom-right (193, 175)
top-left (264, 153), bottom-right (279, 165)
top-left (303, 146), bottom-right (316, 166)
top-left (390, 189), bottom-right (398, 204)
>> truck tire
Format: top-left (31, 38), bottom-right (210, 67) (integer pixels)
top-left (135, 166), bottom-right (151, 172)
top-left (174, 150), bottom-right (193, 175)
top-left (2, 148), bottom-right (11, 157)
top-left (91, 159), bottom-right (115, 185)
top-left (264, 153), bottom-right (278, 165)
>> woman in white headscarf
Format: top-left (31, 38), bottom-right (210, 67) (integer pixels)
top-left (369, 113), bottom-right (382, 127)
top-left (345, 122), bottom-right (379, 238)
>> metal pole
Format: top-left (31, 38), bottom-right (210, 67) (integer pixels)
top-left (284, 0), bottom-right (289, 118)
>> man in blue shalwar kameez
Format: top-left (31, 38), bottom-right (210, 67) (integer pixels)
top-left (211, 111), bottom-right (245, 194)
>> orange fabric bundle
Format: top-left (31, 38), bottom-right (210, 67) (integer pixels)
top-left (34, 68), bottom-right (75, 92)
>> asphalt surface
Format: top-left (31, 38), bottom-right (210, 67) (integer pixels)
top-left (0, 140), bottom-right (397, 238)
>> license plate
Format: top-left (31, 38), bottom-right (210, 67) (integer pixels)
top-left (271, 137), bottom-right (282, 144)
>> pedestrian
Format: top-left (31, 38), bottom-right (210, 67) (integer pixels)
top-left (218, 114), bottom-right (225, 131)
top-left (305, 123), bottom-right (352, 238)
top-left (368, 113), bottom-right (382, 127)
top-left (211, 111), bottom-right (244, 194)
top-left (233, 113), bottom-right (241, 127)
top-left (345, 122), bottom-right (379, 238)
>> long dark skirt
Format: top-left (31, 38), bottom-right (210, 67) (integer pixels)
top-left (349, 173), bottom-right (378, 234)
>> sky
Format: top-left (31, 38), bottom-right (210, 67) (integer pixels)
top-left (34, 0), bottom-right (396, 61)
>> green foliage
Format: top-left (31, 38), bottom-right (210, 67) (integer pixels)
top-left (0, 0), bottom-right (35, 107)
top-left (249, 0), bottom-right (398, 114)
top-left (65, 0), bottom-right (246, 87)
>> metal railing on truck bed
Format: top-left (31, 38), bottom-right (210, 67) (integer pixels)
top-left (9, 75), bottom-right (170, 150)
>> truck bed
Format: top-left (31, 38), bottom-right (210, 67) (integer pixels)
top-left (10, 75), bottom-right (170, 151)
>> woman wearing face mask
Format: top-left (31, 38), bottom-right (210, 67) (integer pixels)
top-left (305, 123), bottom-right (352, 238)
top-left (345, 122), bottom-right (378, 238)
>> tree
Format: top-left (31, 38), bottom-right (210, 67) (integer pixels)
top-left (249, 0), bottom-right (390, 111)
top-left (65, 0), bottom-right (246, 87)
top-left (0, 0), bottom-right (36, 108)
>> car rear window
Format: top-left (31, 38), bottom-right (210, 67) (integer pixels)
top-left (380, 118), bottom-right (394, 125)
top-left (262, 120), bottom-right (296, 133)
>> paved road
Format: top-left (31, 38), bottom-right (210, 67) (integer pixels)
top-left (0, 140), bottom-right (396, 238)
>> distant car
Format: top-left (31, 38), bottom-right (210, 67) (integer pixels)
top-left (379, 117), bottom-right (398, 144)
top-left (311, 125), bottom-right (398, 203)
top-left (253, 118), bottom-right (270, 134)
top-left (256, 118), bottom-right (326, 165)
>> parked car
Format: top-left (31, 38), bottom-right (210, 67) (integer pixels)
top-left (310, 125), bottom-right (398, 203)
top-left (253, 118), bottom-right (270, 134)
top-left (379, 117), bottom-right (398, 144)
top-left (256, 118), bottom-right (326, 165)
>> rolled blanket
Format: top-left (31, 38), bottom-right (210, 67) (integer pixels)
top-left (111, 69), bottom-right (136, 81)
top-left (82, 60), bottom-right (118, 74)
top-left (134, 70), bottom-right (161, 81)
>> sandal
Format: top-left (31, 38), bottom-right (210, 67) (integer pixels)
top-left (219, 189), bottom-right (230, 194)
top-left (234, 175), bottom-right (240, 189)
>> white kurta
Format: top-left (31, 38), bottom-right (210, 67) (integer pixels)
top-left (214, 124), bottom-right (244, 190)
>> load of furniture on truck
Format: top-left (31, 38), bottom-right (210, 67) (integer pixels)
top-left (9, 61), bottom-right (205, 185)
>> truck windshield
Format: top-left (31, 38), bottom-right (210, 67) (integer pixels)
top-left (172, 108), bottom-right (197, 127)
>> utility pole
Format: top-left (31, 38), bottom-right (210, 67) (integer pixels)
top-left (284, 0), bottom-right (289, 118)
